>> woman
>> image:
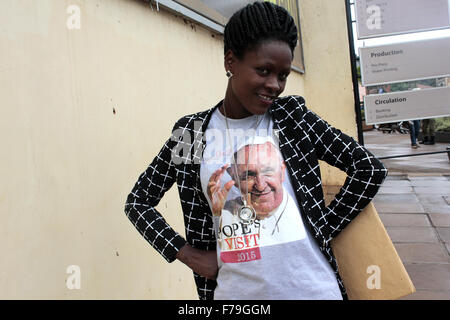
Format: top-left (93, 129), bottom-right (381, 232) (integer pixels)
top-left (125, 1), bottom-right (387, 300)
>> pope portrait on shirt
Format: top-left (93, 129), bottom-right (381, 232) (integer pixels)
top-left (206, 137), bottom-right (307, 261)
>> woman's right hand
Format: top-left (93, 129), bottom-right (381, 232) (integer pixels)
top-left (207, 164), bottom-right (235, 216)
top-left (175, 244), bottom-right (218, 280)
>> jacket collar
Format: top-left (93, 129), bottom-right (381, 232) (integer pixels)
top-left (187, 100), bottom-right (221, 202)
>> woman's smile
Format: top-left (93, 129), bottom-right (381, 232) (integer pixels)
top-left (257, 93), bottom-right (276, 105)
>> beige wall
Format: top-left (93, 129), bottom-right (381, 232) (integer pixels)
top-left (300, 0), bottom-right (356, 185)
top-left (0, 0), bottom-right (354, 299)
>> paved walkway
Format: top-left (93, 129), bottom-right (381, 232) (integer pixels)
top-left (364, 129), bottom-right (450, 174)
top-left (365, 129), bottom-right (450, 300)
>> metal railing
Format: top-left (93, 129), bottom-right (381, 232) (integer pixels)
top-left (379, 148), bottom-right (450, 160)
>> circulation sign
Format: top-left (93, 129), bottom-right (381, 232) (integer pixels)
top-left (359, 37), bottom-right (450, 86)
top-left (355, 0), bottom-right (450, 39)
top-left (364, 86), bottom-right (450, 124)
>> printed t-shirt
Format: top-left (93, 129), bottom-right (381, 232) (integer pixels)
top-left (200, 108), bottom-right (342, 300)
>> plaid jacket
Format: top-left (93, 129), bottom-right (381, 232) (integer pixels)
top-left (124, 95), bottom-right (388, 300)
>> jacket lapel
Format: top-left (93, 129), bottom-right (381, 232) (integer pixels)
top-left (269, 105), bottom-right (309, 206)
top-left (189, 100), bottom-right (222, 205)
top-left (269, 101), bottom-right (327, 243)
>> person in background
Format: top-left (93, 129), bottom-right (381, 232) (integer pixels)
top-left (420, 118), bottom-right (436, 145)
top-left (409, 120), bottom-right (421, 149)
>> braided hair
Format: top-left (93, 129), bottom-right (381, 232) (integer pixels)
top-left (224, 1), bottom-right (298, 59)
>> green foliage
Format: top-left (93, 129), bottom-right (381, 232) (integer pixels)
top-left (435, 117), bottom-right (450, 132)
top-left (366, 78), bottom-right (440, 93)
top-left (390, 82), bottom-right (411, 92)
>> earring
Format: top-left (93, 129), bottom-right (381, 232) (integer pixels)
top-left (226, 70), bottom-right (233, 78)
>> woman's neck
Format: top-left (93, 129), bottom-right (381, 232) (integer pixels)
top-left (220, 87), bottom-right (253, 119)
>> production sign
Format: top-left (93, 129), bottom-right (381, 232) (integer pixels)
top-left (360, 37), bottom-right (450, 86)
top-left (364, 86), bottom-right (450, 125)
top-left (355, 0), bottom-right (450, 39)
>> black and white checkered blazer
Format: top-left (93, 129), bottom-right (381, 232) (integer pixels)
top-left (124, 95), bottom-right (388, 300)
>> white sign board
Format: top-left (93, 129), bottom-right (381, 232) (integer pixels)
top-left (364, 86), bottom-right (450, 125)
top-left (360, 37), bottom-right (450, 86)
top-left (355, 0), bottom-right (450, 39)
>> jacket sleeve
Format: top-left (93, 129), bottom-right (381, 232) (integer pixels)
top-left (124, 125), bottom-right (187, 263)
top-left (301, 101), bottom-right (388, 241)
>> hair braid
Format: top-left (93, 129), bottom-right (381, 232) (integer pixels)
top-left (254, 2), bottom-right (269, 34)
top-left (247, 5), bottom-right (261, 40)
top-left (267, 2), bottom-right (281, 29)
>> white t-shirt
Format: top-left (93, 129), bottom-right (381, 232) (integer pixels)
top-left (200, 108), bottom-right (342, 300)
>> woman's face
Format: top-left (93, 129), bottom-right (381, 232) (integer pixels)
top-left (225, 40), bottom-right (293, 118)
